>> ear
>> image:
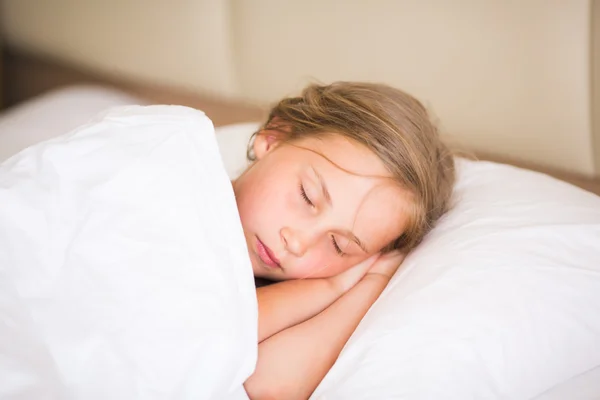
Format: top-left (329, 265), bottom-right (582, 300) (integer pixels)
top-left (253, 130), bottom-right (283, 160)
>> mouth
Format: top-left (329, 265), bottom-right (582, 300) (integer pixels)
top-left (256, 237), bottom-right (281, 269)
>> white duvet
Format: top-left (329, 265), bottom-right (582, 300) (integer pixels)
top-left (0, 106), bottom-right (257, 400)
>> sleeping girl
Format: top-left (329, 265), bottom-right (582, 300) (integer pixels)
top-left (0, 80), bottom-right (453, 400)
top-left (232, 82), bottom-right (455, 399)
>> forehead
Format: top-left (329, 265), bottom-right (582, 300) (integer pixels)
top-left (288, 135), bottom-right (411, 249)
top-left (292, 134), bottom-right (390, 178)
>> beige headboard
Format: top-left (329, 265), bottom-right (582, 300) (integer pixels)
top-left (1, 0), bottom-right (599, 177)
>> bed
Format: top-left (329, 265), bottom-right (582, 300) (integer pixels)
top-left (1, 51), bottom-right (600, 400)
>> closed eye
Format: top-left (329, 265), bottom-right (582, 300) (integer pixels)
top-left (299, 183), bottom-right (315, 207)
top-left (331, 235), bottom-right (346, 256)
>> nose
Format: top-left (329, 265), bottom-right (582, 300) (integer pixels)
top-left (280, 226), bottom-right (312, 257)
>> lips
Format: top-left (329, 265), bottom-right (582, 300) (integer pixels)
top-left (256, 237), bottom-right (281, 269)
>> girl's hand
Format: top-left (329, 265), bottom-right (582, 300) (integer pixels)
top-left (366, 251), bottom-right (406, 280)
top-left (328, 254), bottom-right (380, 294)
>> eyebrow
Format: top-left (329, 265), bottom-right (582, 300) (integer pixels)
top-left (310, 165), bottom-right (368, 254)
top-left (344, 230), bottom-right (369, 253)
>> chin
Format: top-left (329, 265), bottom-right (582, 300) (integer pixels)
top-left (251, 260), bottom-right (278, 280)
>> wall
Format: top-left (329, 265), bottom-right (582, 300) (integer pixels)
top-left (0, 0), bottom-right (238, 96)
top-left (1, 0), bottom-right (597, 176)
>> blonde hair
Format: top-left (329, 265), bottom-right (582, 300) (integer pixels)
top-left (248, 81), bottom-right (455, 253)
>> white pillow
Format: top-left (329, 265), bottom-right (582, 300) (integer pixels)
top-left (214, 123), bottom-right (600, 399)
top-left (312, 160), bottom-right (600, 399)
top-left (214, 122), bottom-right (258, 179)
top-left (0, 106), bottom-right (257, 400)
top-left (0, 85), bottom-right (145, 163)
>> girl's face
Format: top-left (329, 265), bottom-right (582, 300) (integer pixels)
top-left (233, 132), bottom-right (411, 281)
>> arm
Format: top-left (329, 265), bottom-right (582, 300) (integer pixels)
top-left (246, 252), bottom-right (405, 400)
top-left (256, 254), bottom-right (377, 342)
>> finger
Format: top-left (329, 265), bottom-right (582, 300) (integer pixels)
top-left (299, 253), bottom-right (379, 280)
top-left (332, 253), bottom-right (381, 292)
top-left (379, 250), bottom-right (405, 262)
top-left (337, 254), bottom-right (380, 281)
top-left (368, 251), bottom-right (406, 277)
top-left (354, 253), bottom-right (381, 270)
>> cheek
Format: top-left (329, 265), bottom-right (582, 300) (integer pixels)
top-left (238, 177), bottom-right (297, 231)
top-left (286, 250), bottom-right (356, 279)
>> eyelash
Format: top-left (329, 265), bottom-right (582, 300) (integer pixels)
top-left (300, 183), bottom-right (345, 257)
top-left (331, 235), bottom-right (345, 256)
top-left (299, 184), bottom-right (314, 207)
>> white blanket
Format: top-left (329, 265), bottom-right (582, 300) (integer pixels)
top-left (0, 106), bottom-right (257, 400)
